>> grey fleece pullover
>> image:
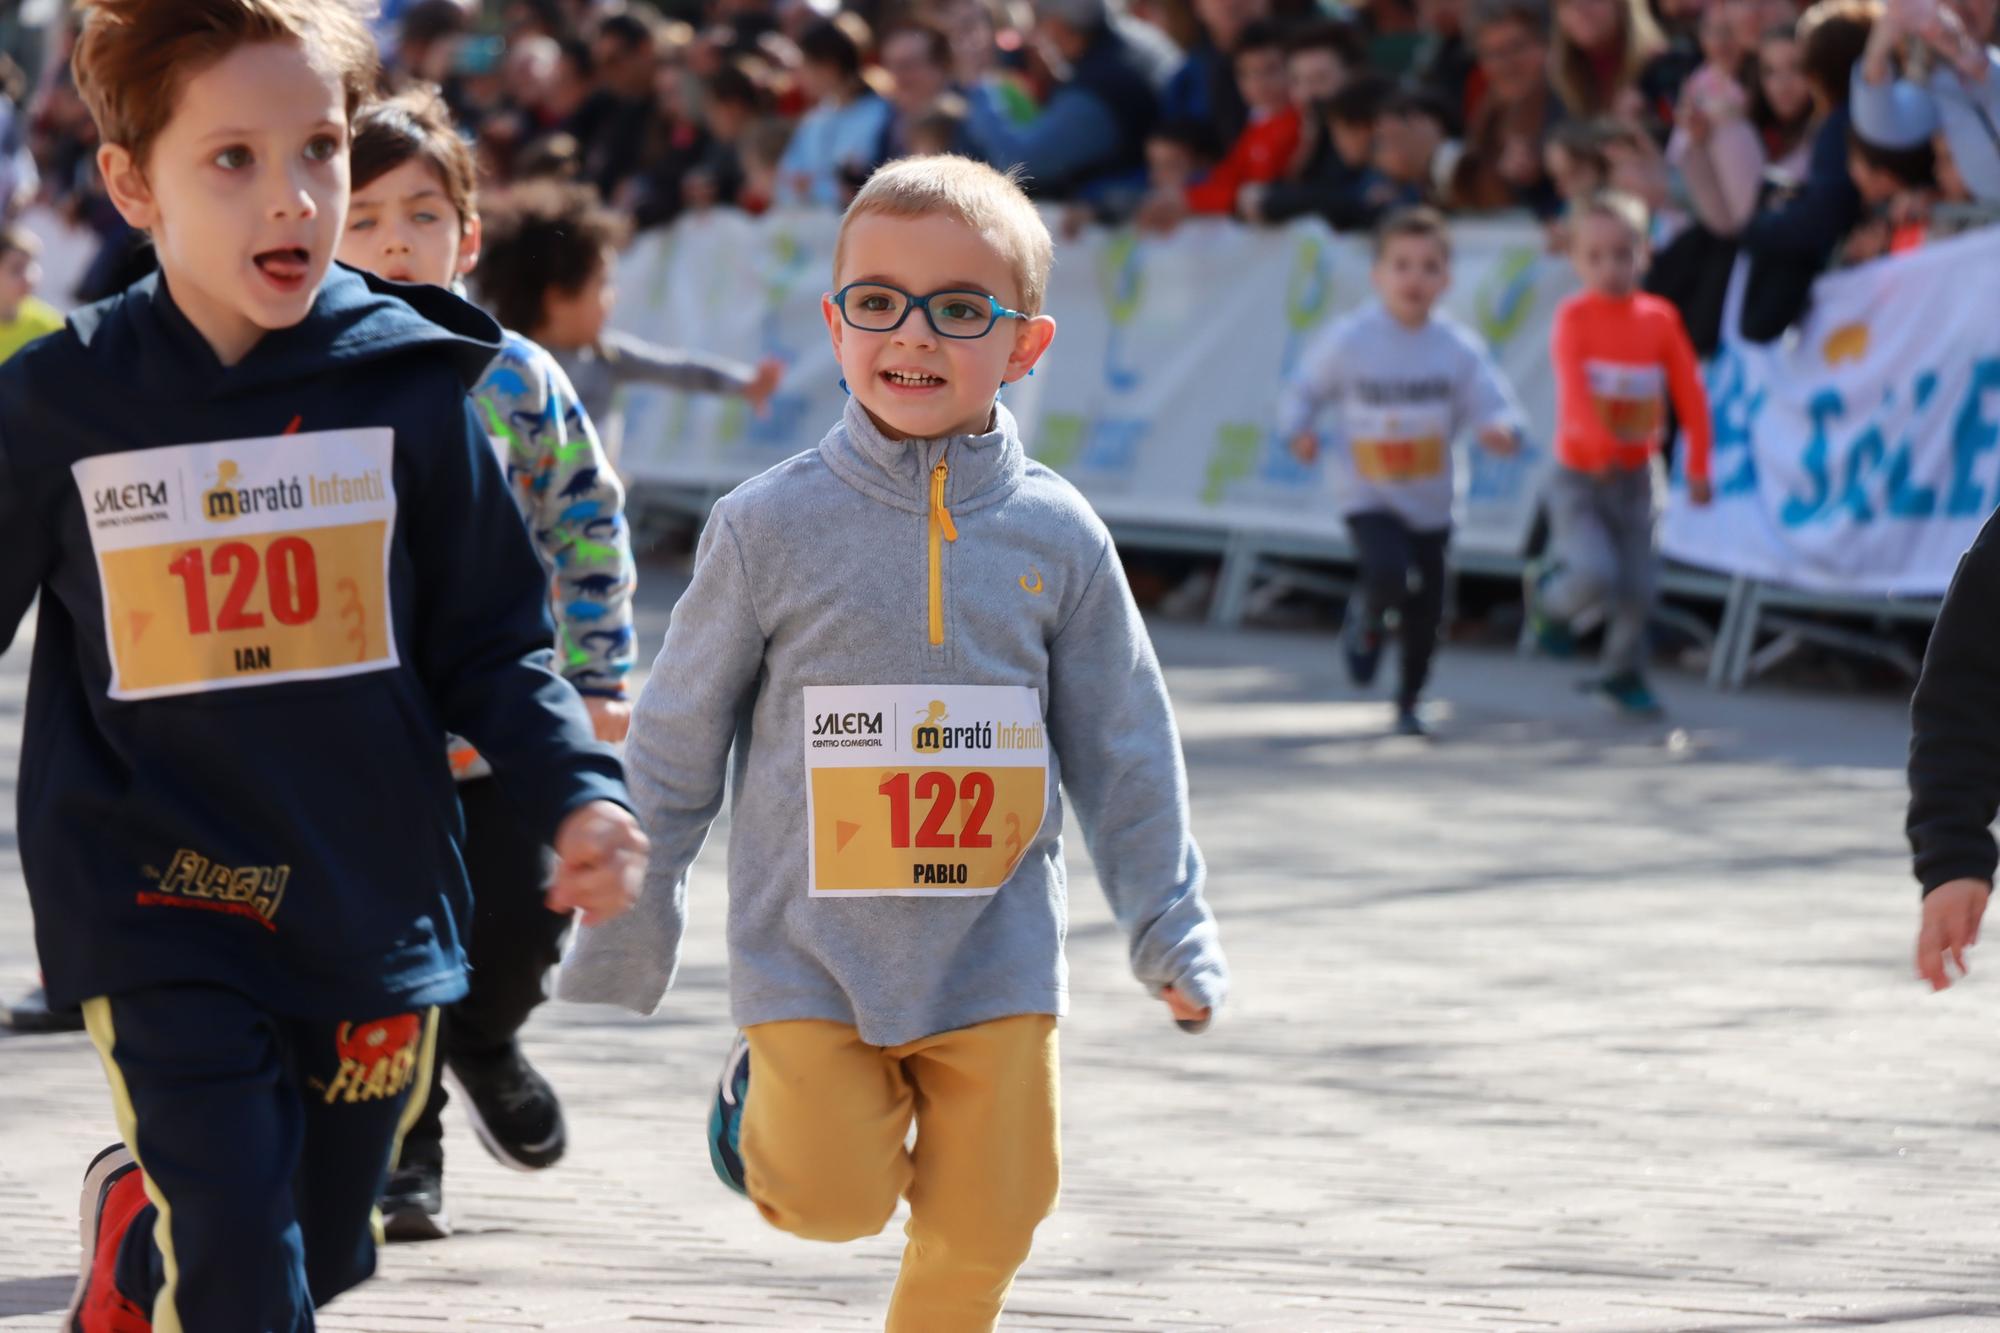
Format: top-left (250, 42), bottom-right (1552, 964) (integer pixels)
top-left (557, 398), bottom-right (1228, 1046)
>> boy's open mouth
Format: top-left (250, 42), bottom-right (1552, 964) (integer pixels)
top-left (253, 248), bottom-right (311, 291)
top-left (882, 370), bottom-right (946, 389)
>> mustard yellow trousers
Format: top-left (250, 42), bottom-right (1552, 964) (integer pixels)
top-left (742, 1013), bottom-right (1060, 1333)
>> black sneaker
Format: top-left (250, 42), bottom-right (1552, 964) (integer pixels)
top-left (380, 1146), bottom-right (450, 1242)
top-left (707, 1033), bottom-right (750, 1196)
top-left (1341, 602), bottom-right (1383, 687)
top-left (3, 985), bottom-right (85, 1034)
top-left (1393, 706), bottom-right (1429, 737)
top-left (446, 1044), bottom-right (566, 1172)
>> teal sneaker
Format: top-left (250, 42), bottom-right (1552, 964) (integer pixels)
top-left (1522, 559), bottom-right (1577, 659)
top-left (706, 1033), bottom-right (751, 1196)
top-left (1590, 671), bottom-right (1663, 717)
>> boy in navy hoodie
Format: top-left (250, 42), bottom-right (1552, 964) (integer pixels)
top-left (24, 3), bottom-right (648, 1328)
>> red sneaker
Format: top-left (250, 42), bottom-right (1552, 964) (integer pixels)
top-left (64, 1143), bottom-right (152, 1332)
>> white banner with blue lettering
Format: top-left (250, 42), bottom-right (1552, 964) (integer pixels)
top-left (611, 211), bottom-right (1574, 557)
top-left (1662, 227), bottom-right (2000, 597)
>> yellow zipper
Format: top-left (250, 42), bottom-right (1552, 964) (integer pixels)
top-left (928, 461), bottom-right (958, 646)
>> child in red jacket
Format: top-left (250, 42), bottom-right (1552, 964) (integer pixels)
top-left (1139, 21), bottom-right (1302, 229)
top-left (1187, 21), bottom-right (1301, 214)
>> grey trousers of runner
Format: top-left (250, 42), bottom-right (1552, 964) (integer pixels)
top-left (1539, 463), bottom-right (1662, 676)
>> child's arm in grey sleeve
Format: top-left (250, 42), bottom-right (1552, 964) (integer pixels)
top-left (1046, 536), bottom-right (1230, 1017)
top-left (601, 327), bottom-right (756, 397)
top-left (557, 502), bottom-right (766, 1013)
top-left (1457, 330), bottom-right (1527, 436)
top-left (1274, 320), bottom-right (1347, 441)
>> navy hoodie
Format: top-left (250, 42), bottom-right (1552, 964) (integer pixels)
top-left (0, 264), bottom-right (629, 1016)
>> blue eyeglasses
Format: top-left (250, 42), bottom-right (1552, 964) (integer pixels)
top-left (831, 281), bottom-right (1027, 340)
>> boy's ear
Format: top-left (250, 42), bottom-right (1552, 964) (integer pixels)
top-left (822, 291), bottom-right (845, 355)
top-left (455, 213), bottom-right (484, 279)
top-left (97, 144), bottom-right (157, 232)
top-left (1004, 314), bottom-right (1057, 384)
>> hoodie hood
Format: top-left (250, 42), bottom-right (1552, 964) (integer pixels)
top-left (67, 263), bottom-right (501, 401)
top-left (818, 395), bottom-right (1027, 517)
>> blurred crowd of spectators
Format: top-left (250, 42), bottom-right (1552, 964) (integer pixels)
top-left (0, 0), bottom-right (1996, 339)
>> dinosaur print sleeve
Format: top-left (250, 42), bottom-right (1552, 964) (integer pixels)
top-left (472, 333), bottom-right (638, 700)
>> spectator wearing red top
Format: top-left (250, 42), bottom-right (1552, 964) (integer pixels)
top-left (1528, 191), bottom-right (1713, 717)
top-left (1187, 22), bottom-right (1301, 212)
top-left (1252, 73), bottom-right (1410, 227)
top-left (1163, 0), bottom-right (1271, 147)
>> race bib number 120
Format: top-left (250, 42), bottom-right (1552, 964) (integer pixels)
top-left (72, 428), bottom-right (400, 700)
top-left (804, 684), bottom-right (1048, 897)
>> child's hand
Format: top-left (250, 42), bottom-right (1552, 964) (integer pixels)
top-left (744, 358), bottom-right (784, 416)
top-left (1477, 424), bottom-right (1521, 456)
top-left (1687, 476), bottom-right (1714, 506)
top-left (585, 696), bottom-right (632, 744)
top-left (549, 801), bottom-right (649, 926)
top-left (1289, 431), bottom-right (1320, 465)
top-left (1161, 985), bottom-right (1211, 1031)
top-left (1919, 878), bottom-right (1991, 990)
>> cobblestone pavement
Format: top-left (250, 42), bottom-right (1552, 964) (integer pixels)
top-left (4, 565), bottom-right (1993, 1331)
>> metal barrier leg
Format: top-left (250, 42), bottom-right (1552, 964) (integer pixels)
top-left (1707, 575), bottom-right (1750, 690)
top-left (1725, 581), bottom-right (1765, 691)
top-left (1209, 532), bottom-right (1263, 628)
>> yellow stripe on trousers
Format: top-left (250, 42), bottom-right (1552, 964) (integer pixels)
top-left (81, 997), bottom-right (185, 1333)
top-left (374, 1008), bottom-right (441, 1247)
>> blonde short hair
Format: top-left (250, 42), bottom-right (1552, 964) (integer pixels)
top-left (1576, 189), bottom-right (1650, 243)
top-left (834, 155), bottom-right (1055, 315)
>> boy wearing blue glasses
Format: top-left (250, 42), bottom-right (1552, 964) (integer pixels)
top-left (559, 155), bottom-right (1229, 1332)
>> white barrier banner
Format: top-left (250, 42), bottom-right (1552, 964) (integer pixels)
top-left (1663, 227), bottom-right (2000, 597)
top-left (613, 211), bottom-right (1575, 557)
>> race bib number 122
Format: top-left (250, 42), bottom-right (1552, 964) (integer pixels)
top-left (804, 684), bottom-right (1048, 897)
top-left (72, 428), bottom-right (400, 701)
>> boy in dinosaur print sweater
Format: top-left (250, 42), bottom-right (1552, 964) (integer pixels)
top-left (339, 87), bottom-right (638, 1239)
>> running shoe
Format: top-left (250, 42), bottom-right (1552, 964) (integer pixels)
top-left (447, 1042), bottom-right (566, 1172)
top-left (380, 1141), bottom-right (450, 1242)
top-left (1522, 559), bottom-right (1577, 659)
top-left (1589, 671), bottom-right (1664, 718)
top-left (1393, 706), bottom-right (1429, 738)
top-left (707, 1033), bottom-right (751, 1196)
top-left (66, 1144), bottom-right (150, 1333)
top-left (2, 984), bottom-right (85, 1033)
